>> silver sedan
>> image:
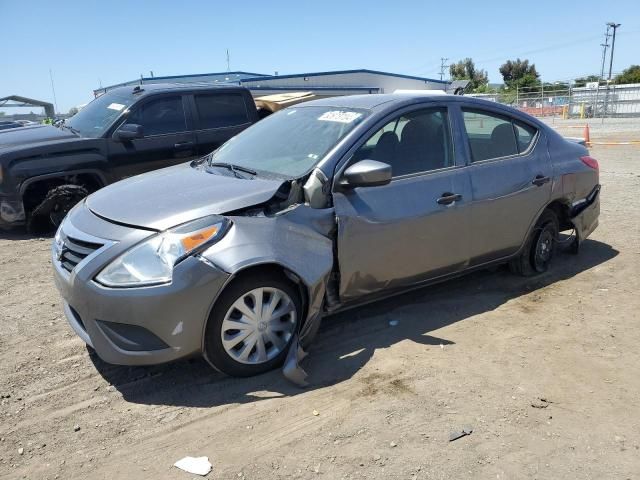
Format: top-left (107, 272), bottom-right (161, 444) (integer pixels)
top-left (52, 93), bottom-right (600, 377)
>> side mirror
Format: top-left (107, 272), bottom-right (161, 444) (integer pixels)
top-left (343, 160), bottom-right (392, 188)
top-left (114, 123), bottom-right (143, 141)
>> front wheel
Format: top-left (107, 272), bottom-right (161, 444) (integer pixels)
top-left (27, 185), bottom-right (88, 234)
top-left (510, 210), bottom-right (559, 276)
top-left (204, 273), bottom-right (301, 377)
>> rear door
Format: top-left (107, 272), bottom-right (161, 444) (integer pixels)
top-left (191, 92), bottom-right (254, 156)
top-left (333, 104), bottom-right (472, 302)
top-left (460, 107), bottom-right (552, 265)
top-left (107, 94), bottom-right (197, 178)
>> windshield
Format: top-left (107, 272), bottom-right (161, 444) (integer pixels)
top-left (207, 106), bottom-right (369, 178)
top-left (65, 90), bottom-right (137, 138)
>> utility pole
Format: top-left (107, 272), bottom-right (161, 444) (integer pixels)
top-left (48, 68), bottom-right (58, 116)
top-left (599, 26), bottom-right (611, 81)
top-left (439, 57), bottom-right (449, 81)
top-left (607, 22), bottom-right (621, 80)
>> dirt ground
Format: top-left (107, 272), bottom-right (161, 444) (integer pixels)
top-left (1, 128), bottom-right (639, 479)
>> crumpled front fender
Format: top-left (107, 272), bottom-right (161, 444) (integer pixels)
top-left (200, 205), bottom-right (336, 384)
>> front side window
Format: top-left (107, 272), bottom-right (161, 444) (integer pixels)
top-left (126, 96), bottom-right (187, 136)
top-left (206, 106), bottom-right (368, 178)
top-left (353, 108), bottom-right (453, 177)
top-left (195, 93), bottom-right (249, 129)
top-left (462, 109), bottom-right (537, 162)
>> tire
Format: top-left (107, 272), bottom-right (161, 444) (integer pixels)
top-left (27, 185), bottom-right (88, 234)
top-left (509, 210), bottom-right (559, 277)
top-left (204, 272), bottom-right (301, 377)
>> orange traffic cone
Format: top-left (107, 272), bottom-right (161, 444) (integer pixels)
top-left (584, 124), bottom-right (591, 146)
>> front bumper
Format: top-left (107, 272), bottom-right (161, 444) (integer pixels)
top-left (0, 193), bottom-right (26, 227)
top-left (52, 207), bottom-right (230, 366)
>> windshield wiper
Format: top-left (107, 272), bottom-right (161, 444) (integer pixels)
top-left (209, 162), bottom-right (257, 178)
top-left (61, 123), bottom-right (80, 135)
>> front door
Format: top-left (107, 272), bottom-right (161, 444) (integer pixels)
top-left (108, 94), bottom-right (197, 179)
top-left (333, 106), bottom-right (472, 303)
top-left (460, 108), bottom-right (553, 265)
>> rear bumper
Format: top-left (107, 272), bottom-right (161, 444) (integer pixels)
top-left (571, 184), bottom-right (600, 242)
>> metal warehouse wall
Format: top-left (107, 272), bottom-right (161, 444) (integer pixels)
top-left (242, 72), bottom-right (445, 93)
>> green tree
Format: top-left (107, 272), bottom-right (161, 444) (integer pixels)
top-left (449, 58), bottom-right (489, 91)
top-left (543, 81), bottom-right (570, 93)
top-left (499, 59), bottom-right (540, 89)
top-left (574, 75), bottom-right (601, 87)
top-left (614, 65), bottom-right (640, 85)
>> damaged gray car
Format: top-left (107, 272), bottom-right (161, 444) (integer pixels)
top-left (52, 94), bottom-right (600, 378)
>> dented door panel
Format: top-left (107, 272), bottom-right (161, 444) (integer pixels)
top-left (334, 168), bottom-right (472, 302)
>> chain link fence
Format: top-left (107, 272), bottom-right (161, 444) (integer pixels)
top-left (470, 82), bottom-right (640, 119)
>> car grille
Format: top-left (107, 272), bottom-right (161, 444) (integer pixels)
top-left (60, 235), bottom-right (103, 272)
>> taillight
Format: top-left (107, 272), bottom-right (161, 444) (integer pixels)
top-left (580, 155), bottom-right (599, 171)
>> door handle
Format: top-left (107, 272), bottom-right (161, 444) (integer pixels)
top-left (436, 192), bottom-right (462, 205)
top-left (174, 141), bottom-right (195, 149)
top-left (532, 175), bottom-right (551, 186)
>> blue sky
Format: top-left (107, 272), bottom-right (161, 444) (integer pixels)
top-left (1, 0), bottom-right (639, 113)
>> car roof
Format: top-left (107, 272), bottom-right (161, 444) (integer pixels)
top-left (294, 93), bottom-right (474, 112)
top-left (107, 82), bottom-right (246, 97)
top-left (296, 93), bottom-right (546, 127)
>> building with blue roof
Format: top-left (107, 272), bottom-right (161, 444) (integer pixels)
top-left (94, 69), bottom-right (450, 98)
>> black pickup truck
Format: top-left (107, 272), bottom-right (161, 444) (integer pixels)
top-left (0, 83), bottom-right (260, 232)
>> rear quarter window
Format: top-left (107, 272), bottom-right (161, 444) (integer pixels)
top-left (513, 121), bottom-right (537, 153)
top-left (195, 93), bottom-right (249, 129)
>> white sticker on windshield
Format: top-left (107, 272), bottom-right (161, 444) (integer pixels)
top-left (107, 103), bottom-right (126, 111)
top-left (318, 111), bottom-right (362, 123)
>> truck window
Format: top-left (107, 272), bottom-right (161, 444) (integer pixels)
top-left (126, 96), bottom-right (187, 136)
top-left (194, 93), bottom-right (249, 129)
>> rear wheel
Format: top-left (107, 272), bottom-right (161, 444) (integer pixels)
top-left (204, 273), bottom-right (301, 377)
top-left (510, 210), bottom-right (559, 276)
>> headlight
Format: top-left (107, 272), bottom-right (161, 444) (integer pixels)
top-left (96, 215), bottom-right (230, 288)
top-left (52, 222), bottom-right (65, 259)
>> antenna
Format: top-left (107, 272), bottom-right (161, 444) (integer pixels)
top-left (48, 68), bottom-right (58, 115)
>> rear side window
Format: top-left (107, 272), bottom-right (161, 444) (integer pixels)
top-left (195, 93), bottom-right (249, 129)
top-left (462, 110), bottom-right (519, 161)
top-left (462, 110), bottom-right (538, 161)
top-left (126, 96), bottom-right (187, 136)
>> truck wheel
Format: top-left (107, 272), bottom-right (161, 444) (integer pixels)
top-left (509, 210), bottom-right (559, 277)
top-left (204, 272), bottom-right (301, 377)
top-left (27, 185), bottom-right (88, 234)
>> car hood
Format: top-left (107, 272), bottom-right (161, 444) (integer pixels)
top-left (0, 124), bottom-right (76, 148)
top-left (86, 163), bottom-right (285, 231)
